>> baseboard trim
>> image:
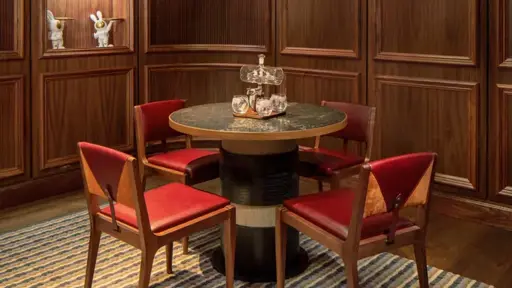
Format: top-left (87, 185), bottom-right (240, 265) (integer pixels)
top-left (0, 170), bottom-right (83, 210)
top-left (431, 192), bottom-right (512, 231)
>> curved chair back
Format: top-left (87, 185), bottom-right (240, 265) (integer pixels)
top-left (78, 142), bottom-right (149, 232)
top-left (349, 152), bottom-right (437, 244)
top-left (321, 101), bottom-right (376, 159)
top-left (136, 99), bottom-right (186, 143)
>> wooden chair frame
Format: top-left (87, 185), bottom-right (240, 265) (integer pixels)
top-left (79, 148), bottom-right (235, 288)
top-left (276, 159), bottom-right (437, 288)
top-left (307, 102), bottom-right (376, 191)
top-left (134, 104), bottom-right (199, 254)
top-left (134, 105), bottom-right (195, 188)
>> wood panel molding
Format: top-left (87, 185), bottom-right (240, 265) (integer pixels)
top-left (279, 0), bottom-right (360, 58)
top-left (498, 0), bottom-right (512, 67)
top-left (144, 0), bottom-right (272, 54)
top-left (0, 75), bottom-right (24, 179)
top-left (0, 0), bottom-right (24, 60)
top-left (144, 63), bottom-right (244, 104)
top-left (283, 67), bottom-right (361, 103)
top-left (373, 0), bottom-right (478, 66)
top-left (374, 75), bottom-right (479, 191)
top-left (431, 192), bottom-right (512, 232)
top-left (39, 67), bottom-right (134, 171)
top-left (493, 85), bottom-right (512, 198)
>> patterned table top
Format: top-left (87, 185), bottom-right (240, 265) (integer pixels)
top-left (169, 102), bottom-right (347, 141)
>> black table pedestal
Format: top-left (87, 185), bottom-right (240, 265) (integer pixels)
top-left (211, 140), bottom-right (309, 283)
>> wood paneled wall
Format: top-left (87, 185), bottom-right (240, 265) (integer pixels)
top-left (368, 0), bottom-right (487, 199)
top-left (139, 0), bottom-right (274, 107)
top-left (2, 0), bottom-right (512, 230)
top-left (489, 0), bottom-right (512, 205)
top-left (0, 0), bottom-right (28, 189)
top-left (31, 0), bottom-right (136, 181)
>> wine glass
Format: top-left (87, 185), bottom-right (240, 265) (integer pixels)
top-left (232, 95), bottom-right (249, 114)
top-left (270, 93), bottom-right (287, 113)
top-left (256, 98), bottom-right (273, 117)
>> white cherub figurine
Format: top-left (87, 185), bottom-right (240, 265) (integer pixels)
top-left (47, 10), bottom-right (65, 49)
top-left (90, 11), bottom-right (114, 48)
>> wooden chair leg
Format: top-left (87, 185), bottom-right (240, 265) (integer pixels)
top-left (317, 180), bottom-right (323, 192)
top-left (84, 227), bottom-right (101, 288)
top-left (139, 247), bottom-right (157, 288)
top-left (414, 240), bottom-right (429, 288)
top-left (344, 256), bottom-right (359, 288)
top-left (223, 208), bottom-right (236, 288)
top-left (275, 209), bottom-right (287, 288)
top-left (165, 242), bottom-right (173, 274)
top-left (182, 237), bottom-right (189, 254)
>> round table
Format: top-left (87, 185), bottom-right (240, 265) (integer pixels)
top-left (169, 102), bottom-right (347, 282)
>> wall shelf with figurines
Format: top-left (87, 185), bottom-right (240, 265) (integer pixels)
top-left (41, 0), bottom-right (133, 57)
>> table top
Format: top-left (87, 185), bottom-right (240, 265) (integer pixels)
top-left (169, 102), bottom-right (347, 141)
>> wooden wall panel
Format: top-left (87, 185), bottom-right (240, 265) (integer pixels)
top-left (369, 0), bottom-right (486, 198)
top-left (0, 76), bottom-right (24, 179)
top-left (140, 0), bottom-right (275, 105)
top-left (0, 0), bottom-right (15, 51)
top-left (374, 76), bottom-right (478, 191)
top-left (374, 0), bottom-right (477, 65)
top-left (147, 0), bottom-right (270, 52)
top-left (490, 0), bottom-right (512, 204)
top-left (281, 0), bottom-right (358, 57)
top-left (146, 64), bottom-right (244, 105)
top-left (0, 0), bottom-right (24, 60)
top-left (284, 69), bottom-right (360, 104)
top-left (277, 0), bottom-right (366, 104)
top-left (0, 0), bottom-right (29, 188)
top-left (39, 69), bottom-right (133, 170)
top-left (32, 0), bottom-right (137, 178)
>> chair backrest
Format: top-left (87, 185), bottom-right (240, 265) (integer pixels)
top-left (348, 152), bottom-right (437, 244)
top-left (321, 101), bottom-right (375, 144)
top-left (135, 99), bottom-right (186, 143)
top-left (78, 142), bottom-right (149, 231)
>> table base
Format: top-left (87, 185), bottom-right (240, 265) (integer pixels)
top-left (211, 246), bottom-right (309, 283)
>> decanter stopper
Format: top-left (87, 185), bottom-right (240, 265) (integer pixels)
top-left (258, 54), bottom-right (265, 66)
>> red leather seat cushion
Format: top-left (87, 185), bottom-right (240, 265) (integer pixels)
top-left (299, 148), bottom-right (365, 176)
top-left (101, 183), bottom-right (230, 233)
top-left (284, 189), bottom-right (413, 240)
top-left (148, 149), bottom-right (219, 179)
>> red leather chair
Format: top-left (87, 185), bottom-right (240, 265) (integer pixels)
top-left (135, 99), bottom-right (220, 253)
top-left (276, 152), bottom-right (437, 288)
top-left (78, 142), bottom-right (235, 288)
top-left (299, 101), bottom-right (376, 191)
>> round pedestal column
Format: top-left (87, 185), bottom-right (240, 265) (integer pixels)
top-left (211, 140), bottom-right (309, 282)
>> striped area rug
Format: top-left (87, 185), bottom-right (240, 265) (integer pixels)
top-left (0, 210), bottom-right (493, 288)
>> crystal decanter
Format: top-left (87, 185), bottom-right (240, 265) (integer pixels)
top-left (240, 54), bottom-right (284, 110)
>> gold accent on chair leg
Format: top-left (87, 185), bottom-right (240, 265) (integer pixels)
top-left (139, 248), bottom-right (157, 288)
top-left (275, 208), bottom-right (287, 288)
top-left (165, 243), bottom-right (173, 274)
top-left (84, 228), bottom-right (101, 288)
top-left (223, 208), bottom-right (236, 288)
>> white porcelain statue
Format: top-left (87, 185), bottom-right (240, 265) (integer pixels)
top-left (47, 10), bottom-right (65, 49)
top-left (90, 11), bottom-right (114, 48)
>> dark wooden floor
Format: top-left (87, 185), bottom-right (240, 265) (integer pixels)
top-left (1, 177), bottom-right (511, 287)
